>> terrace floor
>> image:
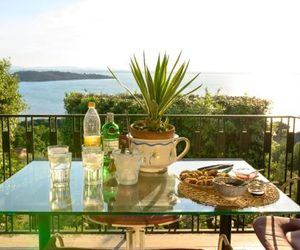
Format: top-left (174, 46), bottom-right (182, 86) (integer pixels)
top-left (0, 233), bottom-right (264, 249)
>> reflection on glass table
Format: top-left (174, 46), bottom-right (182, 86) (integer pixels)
top-left (49, 185), bottom-right (72, 211)
top-left (83, 184), bottom-right (104, 211)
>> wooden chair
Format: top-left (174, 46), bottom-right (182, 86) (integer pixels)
top-left (253, 215), bottom-right (300, 250)
top-left (218, 234), bottom-right (233, 250)
top-left (253, 177), bottom-right (300, 250)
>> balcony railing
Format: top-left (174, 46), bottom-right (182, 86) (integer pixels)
top-left (1, 114), bottom-right (300, 235)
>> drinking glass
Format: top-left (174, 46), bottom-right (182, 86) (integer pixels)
top-left (47, 145), bottom-right (69, 155)
top-left (48, 152), bottom-right (72, 187)
top-left (248, 180), bottom-right (265, 196)
top-left (82, 146), bottom-right (104, 185)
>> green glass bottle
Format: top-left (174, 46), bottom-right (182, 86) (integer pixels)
top-left (102, 113), bottom-right (120, 183)
top-left (102, 112), bottom-right (120, 154)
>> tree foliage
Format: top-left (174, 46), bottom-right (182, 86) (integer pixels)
top-left (0, 58), bottom-right (26, 137)
top-left (0, 58), bottom-right (26, 114)
top-left (0, 58), bottom-right (26, 182)
top-left (15, 70), bottom-right (112, 82)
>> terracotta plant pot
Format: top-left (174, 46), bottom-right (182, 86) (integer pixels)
top-left (129, 123), bottom-right (175, 140)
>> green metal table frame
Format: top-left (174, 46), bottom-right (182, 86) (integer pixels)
top-left (38, 215), bottom-right (51, 249)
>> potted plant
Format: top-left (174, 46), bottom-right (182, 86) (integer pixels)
top-left (108, 52), bottom-right (202, 172)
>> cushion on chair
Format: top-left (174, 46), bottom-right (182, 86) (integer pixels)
top-left (88, 215), bottom-right (181, 227)
top-left (286, 229), bottom-right (300, 249)
top-left (253, 216), bottom-right (300, 250)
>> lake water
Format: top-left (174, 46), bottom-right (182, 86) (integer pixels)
top-left (19, 71), bottom-right (300, 116)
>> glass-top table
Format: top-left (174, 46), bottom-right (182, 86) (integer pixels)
top-left (1, 159), bottom-right (300, 249)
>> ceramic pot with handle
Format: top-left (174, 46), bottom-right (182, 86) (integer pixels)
top-left (128, 134), bottom-right (190, 173)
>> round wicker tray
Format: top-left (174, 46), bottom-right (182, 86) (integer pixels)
top-left (178, 182), bottom-right (279, 208)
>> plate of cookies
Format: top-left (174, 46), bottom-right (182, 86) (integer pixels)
top-left (179, 169), bottom-right (229, 190)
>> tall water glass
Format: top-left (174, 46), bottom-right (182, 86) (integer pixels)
top-left (82, 146), bottom-right (104, 185)
top-left (48, 145), bottom-right (69, 155)
top-left (48, 152), bottom-right (72, 187)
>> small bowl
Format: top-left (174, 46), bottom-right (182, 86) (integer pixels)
top-left (232, 166), bottom-right (258, 181)
top-left (213, 177), bottom-right (247, 200)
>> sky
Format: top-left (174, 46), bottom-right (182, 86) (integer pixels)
top-left (1, 0), bottom-right (300, 72)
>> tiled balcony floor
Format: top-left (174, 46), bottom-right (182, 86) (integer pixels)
top-left (0, 233), bottom-right (264, 249)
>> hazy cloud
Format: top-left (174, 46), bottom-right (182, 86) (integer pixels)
top-left (1, 0), bottom-right (300, 72)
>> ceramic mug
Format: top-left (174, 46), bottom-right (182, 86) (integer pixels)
top-left (128, 134), bottom-right (190, 173)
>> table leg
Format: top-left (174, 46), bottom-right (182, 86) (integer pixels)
top-left (38, 214), bottom-right (51, 250)
top-left (220, 215), bottom-right (231, 249)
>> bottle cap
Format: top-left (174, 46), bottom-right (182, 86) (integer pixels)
top-left (88, 102), bottom-right (95, 108)
top-left (107, 112), bottom-right (114, 122)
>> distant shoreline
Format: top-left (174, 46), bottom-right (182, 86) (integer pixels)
top-left (14, 70), bottom-right (112, 82)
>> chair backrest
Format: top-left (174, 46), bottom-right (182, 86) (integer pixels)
top-left (253, 215), bottom-right (300, 249)
top-left (218, 234), bottom-right (233, 250)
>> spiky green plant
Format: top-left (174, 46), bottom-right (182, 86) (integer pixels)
top-left (108, 52), bottom-right (202, 131)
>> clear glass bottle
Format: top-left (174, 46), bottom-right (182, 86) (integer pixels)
top-left (83, 102), bottom-right (101, 147)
